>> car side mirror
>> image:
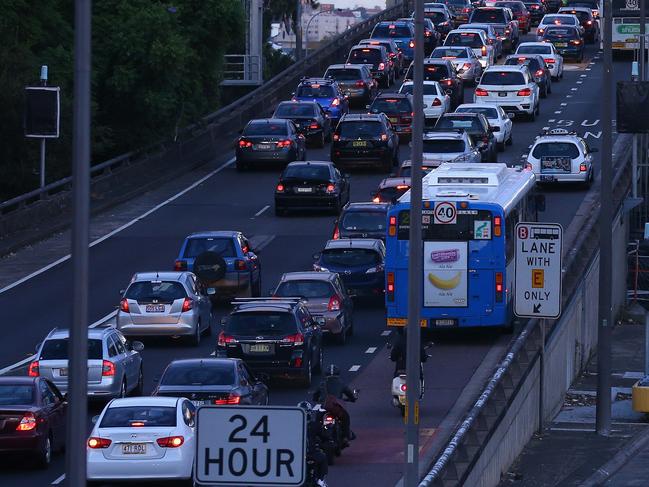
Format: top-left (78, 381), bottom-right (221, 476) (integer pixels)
top-left (365, 104), bottom-right (371, 110)
top-left (535, 194), bottom-right (546, 212)
top-left (91, 415), bottom-right (100, 424)
top-left (207, 287), bottom-right (216, 295)
top-left (423, 104), bottom-right (428, 108)
top-left (590, 147), bottom-right (599, 153)
top-left (312, 252), bottom-right (321, 261)
top-left (131, 341), bottom-right (144, 352)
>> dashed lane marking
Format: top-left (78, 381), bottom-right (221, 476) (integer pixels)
top-left (577, 81), bottom-right (583, 84)
top-left (349, 365), bottom-right (361, 372)
top-left (580, 74), bottom-right (587, 77)
top-left (554, 111), bottom-right (562, 114)
top-left (586, 68), bottom-right (592, 71)
top-left (542, 126), bottom-right (549, 130)
top-left (566, 95), bottom-right (573, 98)
top-left (365, 347), bottom-right (377, 354)
top-left (549, 119), bottom-right (556, 123)
top-left (561, 103), bottom-right (567, 106)
top-left (381, 330), bottom-right (392, 336)
top-left (571, 88), bottom-right (578, 91)
top-left (253, 205), bottom-right (270, 217)
top-left (52, 474), bottom-right (65, 485)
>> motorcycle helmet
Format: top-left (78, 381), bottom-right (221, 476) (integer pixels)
top-left (326, 364), bottom-right (340, 376)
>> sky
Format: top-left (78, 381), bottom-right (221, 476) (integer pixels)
top-left (331, 0), bottom-right (387, 8)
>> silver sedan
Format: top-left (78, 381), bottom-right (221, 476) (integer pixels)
top-left (429, 46), bottom-right (482, 85)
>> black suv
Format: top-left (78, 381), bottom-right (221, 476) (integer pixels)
top-left (504, 54), bottom-right (552, 98)
top-left (405, 59), bottom-right (464, 108)
top-left (332, 202), bottom-right (390, 241)
top-left (331, 113), bottom-right (399, 172)
top-left (216, 298), bottom-right (323, 387)
top-left (347, 44), bottom-right (394, 88)
top-left (434, 113), bottom-right (498, 161)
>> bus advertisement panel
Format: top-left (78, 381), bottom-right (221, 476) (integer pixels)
top-left (612, 0), bottom-right (649, 50)
top-left (424, 241), bottom-right (468, 308)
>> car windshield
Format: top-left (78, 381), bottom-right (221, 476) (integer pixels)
top-left (445, 32), bottom-right (484, 48)
top-left (39, 339), bottom-right (103, 360)
top-left (322, 249), bottom-right (381, 267)
top-left (370, 98), bottom-right (412, 114)
top-left (0, 385), bottom-right (35, 405)
top-left (125, 281), bottom-right (187, 302)
top-left (544, 27), bottom-right (579, 38)
top-left (560, 10), bottom-right (590, 21)
top-left (100, 406), bottom-right (177, 428)
top-left (505, 57), bottom-right (541, 71)
top-left (446, 0), bottom-right (468, 5)
top-left (341, 211), bottom-right (386, 231)
top-left (349, 49), bottom-right (381, 64)
top-left (423, 64), bottom-right (451, 80)
top-left (326, 68), bottom-right (361, 81)
top-left (436, 117), bottom-right (483, 132)
top-left (531, 142), bottom-right (580, 158)
top-left (243, 122), bottom-right (287, 136)
top-left (275, 280), bottom-right (334, 299)
top-left (372, 24), bottom-right (412, 37)
top-left (376, 186), bottom-right (410, 202)
top-left (399, 165), bottom-right (435, 177)
top-left (456, 106), bottom-right (498, 118)
top-left (161, 363), bottom-right (236, 386)
top-left (425, 11), bottom-right (447, 22)
top-left (339, 121), bottom-right (383, 138)
top-left (226, 312), bottom-right (297, 336)
top-left (274, 104), bottom-right (317, 118)
top-left (400, 84), bottom-right (440, 95)
top-left (282, 165), bottom-right (331, 180)
top-left (544, 15), bottom-right (577, 24)
top-left (184, 237), bottom-right (236, 258)
top-left (296, 85), bottom-right (335, 98)
top-left (423, 139), bottom-right (466, 152)
top-left (480, 71), bottom-right (526, 85)
top-left (471, 9), bottom-right (506, 22)
top-left (517, 45), bottom-right (552, 54)
top-left (431, 48), bottom-right (469, 58)
top-left (495, 2), bottom-right (523, 11)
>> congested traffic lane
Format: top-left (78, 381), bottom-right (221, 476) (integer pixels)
top-left (0, 34), bottom-right (621, 487)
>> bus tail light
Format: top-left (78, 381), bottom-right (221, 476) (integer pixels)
top-left (387, 272), bottom-right (395, 302)
top-left (388, 215), bottom-right (397, 236)
top-left (495, 272), bottom-right (504, 302)
top-left (493, 216), bottom-right (502, 237)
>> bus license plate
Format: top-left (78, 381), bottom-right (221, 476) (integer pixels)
top-left (146, 304), bottom-right (165, 313)
top-left (434, 319), bottom-right (456, 327)
top-left (250, 344), bottom-right (270, 353)
top-left (122, 443), bottom-right (147, 455)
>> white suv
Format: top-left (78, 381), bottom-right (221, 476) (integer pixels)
top-left (474, 65), bottom-right (540, 120)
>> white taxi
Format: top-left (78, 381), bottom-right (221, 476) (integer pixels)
top-left (516, 41), bottom-right (564, 80)
top-left (525, 128), bottom-right (596, 186)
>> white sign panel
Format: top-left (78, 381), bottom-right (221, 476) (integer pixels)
top-left (423, 241), bottom-right (468, 307)
top-left (434, 201), bottom-right (457, 224)
top-left (514, 222), bottom-right (563, 319)
top-left (195, 406), bottom-right (306, 486)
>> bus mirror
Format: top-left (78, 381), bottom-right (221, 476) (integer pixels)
top-left (535, 194), bottom-right (546, 212)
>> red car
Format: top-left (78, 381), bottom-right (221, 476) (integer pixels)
top-left (495, 1), bottom-right (532, 33)
top-left (0, 377), bottom-right (66, 468)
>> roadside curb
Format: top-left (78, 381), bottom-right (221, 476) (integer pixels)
top-left (579, 425), bottom-right (649, 487)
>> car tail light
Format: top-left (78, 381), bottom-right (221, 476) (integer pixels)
top-left (355, 80), bottom-right (365, 87)
top-left (481, 45), bottom-right (487, 56)
top-left (293, 357), bottom-right (303, 368)
top-left (282, 333), bottom-right (305, 346)
top-left (538, 28), bottom-right (544, 34)
top-left (102, 360), bottom-right (116, 377)
top-left (333, 224), bottom-right (340, 240)
top-left (328, 295), bottom-right (342, 311)
top-left (380, 133), bottom-right (389, 142)
top-left (494, 216), bottom-right (502, 237)
top-left (586, 20), bottom-right (592, 25)
top-left (28, 361), bottom-right (39, 377)
top-left (276, 183), bottom-right (285, 192)
top-left (387, 272), bottom-right (395, 301)
top-left (214, 394), bottom-right (241, 405)
top-left (463, 62), bottom-right (472, 70)
top-left (238, 139), bottom-right (252, 148)
top-left (309, 122), bottom-right (319, 129)
top-left (235, 259), bottom-right (248, 271)
top-left (119, 298), bottom-right (130, 313)
top-left (544, 58), bottom-right (554, 64)
top-left (495, 272), bottom-right (504, 302)
top-left (324, 414), bottom-right (335, 425)
top-left (388, 215), bottom-right (397, 237)
top-left (463, 7), bottom-right (471, 12)
top-left (88, 437), bottom-right (112, 449)
top-left (331, 98), bottom-right (340, 106)
top-left (218, 331), bottom-right (238, 347)
top-left (409, 40), bottom-right (415, 48)
top-left (531, 4), bottom-right (539, 8)
top-left (580, 163), bottom-right (588, 172)
top-left (400, 383), bottom-right (407, 392)
top-left (156, 436), bottom-right (185, 448)
top-left (425, 30), bottom-right (432, 37)
top-left (442, 79), bottom-right (453, 86)
top-left (326, 184), bottom-right (336, 193)
top-left (432, 98), bottom-right (442, 107)
top-left (333, 133), bottom-right (340, 142)
top-left (505, 28), bottom-right (511, 34)
top-left (475, 87), bottom-right (488, 96)
top-left (16, 412), bottom-right (37, 431)
top-left (373, 196), bottom-right (380, 203)
top-left (517, 88), bottom-right (532, 96)
top-left (525, 162), bottom-right (533, 170)
top-left (535, 69), bottom-right (544, 77)
top-left (570, 39), bottom-right (582, 45)
top-left (174, 259), bottom-right (187, 271)
top-left (378, 62), bottom-right (385, 71)
top-left (276, 139), bottom-right (292, 148)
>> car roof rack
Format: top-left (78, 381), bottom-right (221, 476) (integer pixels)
top-left (538, 127), bottom-right (578, 137)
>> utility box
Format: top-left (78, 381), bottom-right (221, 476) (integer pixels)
top-left (632, 376), bottom-right (649, 412)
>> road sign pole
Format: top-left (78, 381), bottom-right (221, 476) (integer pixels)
top-left (596, 0), bottom-right (613, 437)
top-left (65, 1), bottom-right (91, 486)
top-left (538, 319), bottom-right (545, 435)
top-left (405, 0), bottom-right (424, 483)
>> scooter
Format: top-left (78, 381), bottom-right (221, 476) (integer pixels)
top-left (391, 366), bottom-right (424, 416)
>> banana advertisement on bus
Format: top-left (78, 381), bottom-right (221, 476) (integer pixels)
top-left (423, 241), bottom-right (468, 307)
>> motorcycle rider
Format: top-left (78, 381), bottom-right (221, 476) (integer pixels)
top-left (390, 327), bottom-right (428, 378)
top-left (312, 364), bottom-right (357, 445)
top-left (298, 401), bottom-right (329, 487)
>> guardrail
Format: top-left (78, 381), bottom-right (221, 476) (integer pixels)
top-left (419, 133), bottom-right (634, 487)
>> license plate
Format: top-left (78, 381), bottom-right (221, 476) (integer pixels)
top-left (296, 187), bottom-right (314, 193)
top-left (145, 304), bottom-right (165, 313)
top-left (498, 92), bottom-right (508, 97)
top-left (555, 43), bottom-right (567, 47)
top-left (255, 144), bottom-right (273, 150)
top-left (434, 319), bottom-right (456, 327)
top-left (250, 344), bottom-right (270, 353)
top-left (191, 400), bottom-right (206, 406)
top-left (389, 117), bottom-right (398, 123)
top-left (122, 443), bottom-right (147, 455)
top-left (352, 141), bottom-right (368, 147)
top-left (58, 368), bottom-right (68, 377)
top-left (541, 175), bottom-right (557, 182)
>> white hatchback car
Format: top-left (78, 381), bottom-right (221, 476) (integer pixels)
top-left (455, 103), bottom-right (513, 150)
top-left (474, 65), bottom-right (540, 120)
top-left (87, 396), bottom-right (195, 484)
top-left (525, 128), bottom-right (596, 186)
top-left (399, 80), bottom-right (451, 122)
top-left (516, 42), bottom-right (564, 80)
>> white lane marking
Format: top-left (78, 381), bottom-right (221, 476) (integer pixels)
top-left (571, 88), bottom-right (578, 91)
top-left (554, 111), bottom-right (562, 114)
top-left (349, 365), bottom-right (361, 372)
top-left (254, 205), bottom-right (270, 217)
top-left (580, 74), bottom-right (587, 78)
top-left (566, 95), bottom-right (573, 98)
top-left (381, 330), bottom-right (392, 336)
top-left (89, 310), bottom-right (117, 328)
top-left (560, 103), bottom-right (567, 106)
top-left (0, 156), bottom-right (236, 296)
top-left (210, 351), bottom-right (216, 356)
top-left (623, 371), bottom-right (645, 380)
top-left (585, 68), bottom-right (592, 71)
top-left (51, 474), bottom-right (65, 485)
top-left (365, 347), bottom-right (377, 354)
top-left (542, 126), bottom-right (549, 130)
top-left (550, 427), bottom-right (595, 432)
top-left (527, 145), bottom-right (533, 149)
top-left (577, 81), bottom-right (583, 84)
top-left (549, 119), bottom-right (556, 123)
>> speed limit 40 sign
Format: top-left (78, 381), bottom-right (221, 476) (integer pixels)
top-left (195, 406), bottom-right (306, 486)
top-left (434, 201), bottom-right (457, 224)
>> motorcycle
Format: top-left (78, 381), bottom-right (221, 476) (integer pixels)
top-left (313, 389), bottom-right (358, 459)
top-left (302, 446), bottom-right (329, 487)
top-left (310, 404), bottom-right (337, 465)
top-left (391, 365), bottom-right (424, 415)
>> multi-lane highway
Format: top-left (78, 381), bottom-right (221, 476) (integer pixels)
top-left (0, 34), bottom-right (630, 487)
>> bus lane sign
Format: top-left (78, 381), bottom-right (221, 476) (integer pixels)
top-left (514, 223), bottom-right (563, 319)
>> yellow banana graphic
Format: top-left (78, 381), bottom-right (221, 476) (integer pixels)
top-left (428, 272), bottom-right (462, 290)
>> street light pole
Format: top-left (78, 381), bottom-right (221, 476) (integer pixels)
top-left (295, 0), bottom-right (303, 61)
top-left (305, 9), bottom-right (341, 58)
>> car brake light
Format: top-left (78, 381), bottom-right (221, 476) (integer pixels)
top-left (373, 196), bottom-right (380, 203)
top-left (475, 87), bottom-right (488, 96)
top-left (409, 40), bottom-right (415, 48)
top-left (538, 28), bottom-right (544, 33)
top-left (181, 297), bottom-right (193, 312)
top-left (156, 436), bottom-right (185, 448)
top-left (324, 414), bottom-right (335, 425)
top-left (276, 183), bottom-right (285, 192)
top-left (378, 62), bottom-right (385, 70)
top-left (119, 298), bottom-right (130, 313)
top-left (276, 139), bottom-right (292, 148)
top-left (505, 28), bottom-right (511, 34)
top-left (238, 139), bottom-right (252, 148)
top-left (544, 58), bottom-right (554, 64)
top-left (16, 412), bottom-right (37, 431)
top-left (481, 45), bottom-right (487, 56)
top-left (388, 215), bottom-right (397, 237)
top-left (283, 333), bottom-right (304, 346)
top-left (331, 98), bottom-right (340, 106)
top-left (442, 79), bottom-right (453, 86)
top-left (88, 437), bottom-right (112, 449)
top-left (333, 224), bottom-right (340, 240)
top-left (463, 62), bottom-right (472, 69)
top-left (463, 7), bottom-right (471, 12)
top-left (517, 88), bottom-right (532, 96)
top-left (387, 271), bottom-right (395, 301)
top-left (580, 163), bottom-right (588, 172)
top-left (293, 357), bottom-right (303, 368)
top-left (326, 184), bottom-right (336, 193)
top-left (570, 39), bottom-right (582, 45)
top-left (214, 394), bottom-right (241, 405)
top-left (535, 69), bottom-right (544, 77)
top-left (328, 295), bottom-right (342, 311)
top-left (235, 259), bottom-right (247, 271)
top-left (425, 30), bottom-right (432, 37)
top-left (355, 80), bottom-right (365, 87)
top-left (102, 360), bottom-right (116, 377)
top-left (381, 133), bottom-right (388, 141)
top-left (494, 216), bottom-right (502, 237)
top-left (432, 98), bottom-right (442, 106)
top-left (333, 133), bottom-right (340, 142)
top-left (218, 331), bottom-right (238, 347)
top-left (28, 361), bottom-right (39, 377)
top-left (495, 271), bottom-right (504, 302)
top-left (174, 259), bottom-right (187, 271)
top-left (309, 122), bottom-right (319, 129)
top-left (400, 383), bottom-right (407, 392)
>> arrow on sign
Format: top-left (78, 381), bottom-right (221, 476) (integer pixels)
top-left (533, 303), bottom-right (542, 314)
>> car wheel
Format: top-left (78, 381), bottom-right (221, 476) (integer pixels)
top-left (253, 276), bottom-right (262, 297)
top-left (36, 433), bottom-right (52, 469)
top-left (334, 197), bottom-right (343, 215)
top-left (301, 359), bottom-right (312, 388)
top-left (118, 378), bottom-right (127, 398)
top-left (528, 108), bottom-right (536, 122)
top-left (548, 82), bottom-right (552, 94)
top-left (541, 84), bottom-right (547, 98)
top-left (393, 149), bottom-right (399, 167)
top-left (336, 327), bottom-right (347, 345)
top-left (317, 132), bottom-right (325, 148)
top-left (301, 150), bottom-right (307, 161)
top-left (536, 102), bottom-right (540, 116)
top-left (133, 367), bottom-right (144, 396)
top-left (326, 129), bottom-right (333, 143)
top-left (491, 148), bottom-right (498, 163)
top-left (506, 133), bottom-right (513, 146)
top-left (191, 323), bottom-right (201, 346)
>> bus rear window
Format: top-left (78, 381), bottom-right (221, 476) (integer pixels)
top-left (397, 209), bottom-right (494, 240)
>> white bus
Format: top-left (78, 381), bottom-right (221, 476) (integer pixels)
top-left (612, 0), bottom-right (649, 51)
